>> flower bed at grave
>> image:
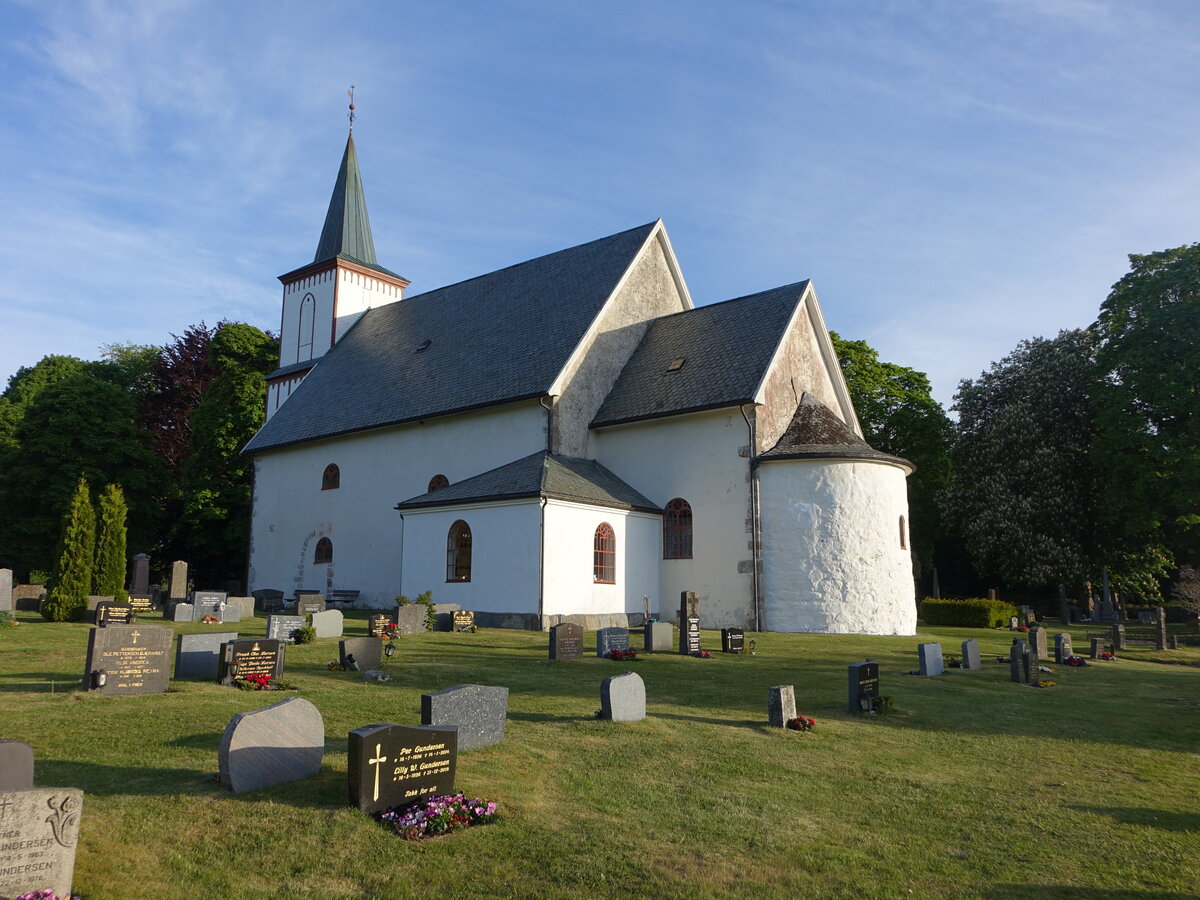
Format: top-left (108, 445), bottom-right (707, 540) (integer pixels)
top-left (608, 648), bottom-right (638, 661)
top-left (378, 623), bottom-right (399, 640)
top-left (1100, 651), bottom-right (1117, 660)
top-left (15, 891), bottom-right (79, 900)
top-left (1065, 656), bottom-right (1088, 667)
top-left (786, 716), bottom-right (816, 732)
top-left (1035, 680), bottom-right (1056, 688)
top-left (691, 650), bottom-right (712, 658)
top-left (377, 793), bottom-right (498, 841)
top-left (235, 673), bottom-right (295, 691)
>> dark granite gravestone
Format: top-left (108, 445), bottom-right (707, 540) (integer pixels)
top-left (219, 639), bottom-right (285, 686)
top-left (918, 642), bottom-right (944, 676)
top-left (340, 637), bottom-right (383, 672)
top-left (1028, 625), bottom-right (1048, 658)
top-left (1111, 623), bottom-right (1126, 651)
top-left (549, 622), bottom-right (583, 660)
top-left (174, 631), bottom-right (238, 680)
top-left (0, 739), bottom-right (34, 791)
top-left (452, 609), bottom-right (475, 631)
top-left (721, 628), bottom-right (745, 653)
top-left (599, 671), bottom-right (646, 722)
top-left (85, 596), bottom-right (115, 622)
top-left (368, 614), bottom-right (390, 638)
top-left (170, 601), bottom-right (195, 623)
top-left (848, 661), bottom-right (879, 712)
top-left (596, 627), bottom-right (631, 658)
top-left (679, 591), bottom-right (701, 655)
top-left (1090, 636), bottom-right (1104, 658)
top-left (1010, 639), bottom-right (1029, 683)
top-left (266, 615), bottom-right (308, 643)
top-left (1154, 607), bottom-right (1168, 651)
top-left (252, 589), bottom-right (285, 612)
top-left (94, 601), bottom-right (135, 627)
top-left (348, 723), bottom-right (458, 815)
top-left (392, 604), bottom-right (428, 634)
top-left (0, 787), bottom-right (84, 900)
top-left (130, 553), bottom-right (150, 595)
top-left (961, 638), bottom-right (981, 670)
top-left (311, 609), bottom-right (344, 638)
top-left (644, 621), bottom-right (673, 652)
top-left (83, 625), bottom-right (172, 696)
top-left (768, 685), bottom-right (796, 728)
top-left (1054, 633), bottom-right (1073, 664)
top-left (191, 590), bottom-right (227, 607)
top-left (421, 684), bottom-right (508, 751)
top-left (0, 568), bottom-right (12, 612)
top-left (1023, 646), bottom-right (1040, 683)
top-left (296, 595), bottom-right (327, 615)
top-left (218, 697), bottom-right (324, 794)
top-left (126, 593), bottom-right (154, 614)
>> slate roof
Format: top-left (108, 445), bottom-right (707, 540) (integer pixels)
top-left (757, 394), bottom-right (914, 470)
top-left (245, 221), bottom-right (658, 454)
top-left (591, 281), bottom-right (809, 428)
top-left (394, 451), bottom-right (661, 513)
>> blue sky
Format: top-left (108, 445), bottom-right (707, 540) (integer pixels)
top-left (1, 0), bottom-right (1197, 408)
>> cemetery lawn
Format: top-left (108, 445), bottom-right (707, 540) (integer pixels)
top-left (2, 611), bottom-right (1198, 900)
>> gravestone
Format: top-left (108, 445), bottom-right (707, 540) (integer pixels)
top-left (252, 589), bottom-right (285, 612)
top-left (1028, 625), bottom-right (1048, 658)
top-left (225, 596), bottom-right (255, 621)
top-left (85, 596), bottom-right (115, 620)
top-left (917, 642), bottom-right (944, 676)
top-left (1111, 623), bottom-right (1126, 651)
top-left (421, 684), bottom-right (508, 751)
top-left (1167, 634), bottom-right (1179, 650)
top-left (170, 601), bottom-right (195, 623)
top-left (348, 723), bottom-right (457, 815)
top-left (13, 584), bottom-right (46, 611)
top-left (599, 671), bottom-right (646, 722)
top-left (368, 614), bottom-right (390, 638)
top-left (84, 625), bottom-right (172, 696)
top-left (1090, 636), bottom-right (1104, 658)
top-left (1009, 639), bottom-right (1028, 683)
top-left (1154, 607), bottom-right (1168, 651)
top-left (960, 638), bottom-right (981, 670)
top-left (296, 595), bottom-right (327, 616)
top-left (311, 608), bottom-right (344, 639)
top-left (0, 739), bottom-right (34, 791)
top-left (679, 590), bottom-right (701, 655)
top-left (219, 639), bottom-right (285, 686)
top-left (848, 661), bottom-right (879, 712)
top-left (548, 622), bottom-right (583, 660)
top-left (721, 628), bottom-right (745, 654)
top-left (1054, 633), bottom-right (1073, 664)
top-left (174, 631), bottom-right (239, 680)
top-left (126, 593), bottom-right (154, 614)
top-left (1009, 616), bottom-right (1019, 631)
top-left (596, 627), bottom-right (631, 658)
top-left (94, 601), bottom-right (135, 627)
top-left (340, 637), bottom-right (383, 672)
top-left (452, 609), bottom-right (475, 631)
top-left (169, 560), bottom-right (188, 599)
top-left (0, 787), bottom-right (84, 900)
top-left (768, 685), bottom-right (797, 728)
top-left (218, 697), bottom-right (324, 794)
top-left (644, 621), bottom-right (673, 652)
top-left (218, 602), bottom-right (242, 623)
top-left (0, 568), bottom-right (12, 612)
top-left (266, 615), bottom-right (308, 644)
top-left (392, 603), bottom-right (428, 634)
top-left (130, 553), bottom-right (150, 595)
top-left (191, 591), bottom-right (228, 621)
top-left (1023, 646), bottom-right (1040, 683)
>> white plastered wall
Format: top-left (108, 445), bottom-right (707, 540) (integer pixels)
top-left (334, 266), bottom-right (404, 342)
top-left (758, 458), bottom-right (915, 635)
top-left (278, 270), bottom-right (335, 368)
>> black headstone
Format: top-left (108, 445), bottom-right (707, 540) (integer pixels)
top-left (219, 639), bottom-right (285, 686)
top-left (452, 609), bottom-right (475, 631)
top-left (679, 591), bottom-right (701, 655)
top-left (721, 628), bottom-right (745, 653)
top-left (595, 627), bottom-right (631, 658)
top-left (848, 661), bottom-right (879, 712)
top-left (368, 614), bottom-right (390, 638)
top-left (348, 723), bottom-right (458, 815)
top-left (84, 625), bottom-right (172, 696)
top-left (95, 601), bottom-right (135, 627)
top-left (126, 593), bottom-right (154, 613)
top-left (549, 622), bottom-right (583, 660)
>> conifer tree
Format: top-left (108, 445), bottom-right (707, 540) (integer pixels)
top-left (94, 483), bottom-right (129, 601)
top-left (42, 477), bottom-right (96, 621)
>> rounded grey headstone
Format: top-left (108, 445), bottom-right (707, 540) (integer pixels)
top-left (599, 671), bottom-right (646, 722)
top-left (218, 697), bottom-right (324, 794)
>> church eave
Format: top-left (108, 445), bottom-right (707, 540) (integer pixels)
top-left (753, 449), bottom-right (915, 473)
top-left (278, 255), bottom-right (409, 287)
top-left (590, 397), bottom-right (756, 430)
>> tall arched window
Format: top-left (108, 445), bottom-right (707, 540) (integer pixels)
top-left (663, 498), bottom-right (693, 559)
top-left (428, 474), bottom-right (449, 492)
top-left (297, 292), bottom-right (316, 361)
top-left (322, 464), bottom-right (340, 490)
top-left (446, 520), bottom-right (472, 582)
top-left (594, 522), bottom-right (616, 583)
top-left (314, 537), bottom-right (333, 564)
top-left (899, 516), bottom-right (908, 550)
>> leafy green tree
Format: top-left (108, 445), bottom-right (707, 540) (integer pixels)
top-left (42, 477), bottom-right (96, 621)
top-left (0, 355), bottom-right (88, 455)
top-left (94, 483), bottom-right (129, 601)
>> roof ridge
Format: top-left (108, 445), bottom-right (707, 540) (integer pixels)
top-left (648, 279), bottom-right (811, 323)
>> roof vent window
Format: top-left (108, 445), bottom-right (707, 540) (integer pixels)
top-left (665, 357), bottom-right (686, 373)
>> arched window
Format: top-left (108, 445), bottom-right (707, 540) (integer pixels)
top-left (314, 537), bottom-right (333, 565)
top-left (298, 292), bottom-right (316, 361)
top-left (322, 464), bottom-right (340, 490)
top-left (899, 516), bottom-right (908, 550)
top-left (594, 522), bottom-right (616, 583)
top-left (446, 520), bottom-right (472, 582)
top-left (663, 498), bottom-right (693, 559)
top-left (428, 474), bottom-right (449, 492)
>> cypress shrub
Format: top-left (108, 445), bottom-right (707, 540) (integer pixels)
top-left (94, 483), bottom-right (129, 602)
top-left (42, 477), bottom-right (96, 621)
top-left (918, 597), bottom-right (1018, 628)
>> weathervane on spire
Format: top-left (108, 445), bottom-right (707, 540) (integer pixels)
top-left (347, 85), bottom-right (356, 131)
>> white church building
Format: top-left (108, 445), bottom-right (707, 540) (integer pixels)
top-left (244, 133), bottom-right (916, 634)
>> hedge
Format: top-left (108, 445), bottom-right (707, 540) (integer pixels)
top-left (918, 597), bottom-right (1018, 628)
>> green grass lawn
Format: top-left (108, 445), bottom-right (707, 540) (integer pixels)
top-left (1, 609), bottom-right (1198, 899)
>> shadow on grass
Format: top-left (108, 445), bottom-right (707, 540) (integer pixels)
top-left (1066, 805), bottom-right (1200, 832)
top-left (987, 887), bottom-right (1194, 899)
top-left (507, 711), bottom-right (596, 724)
top-left (652, 712), bottom-right (766, 730)
top-left (0, 676), bottom-right (84, 692)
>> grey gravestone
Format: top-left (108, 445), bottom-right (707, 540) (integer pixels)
top-left (0, 787), bottom-right (84, 900)
top-left (596, 627), bottom-right (631, 658)
top-left (1028, 626), bottom-right (1048, 658)
top-left (1010, 639), bottom-right (1028, 683)
top-left (169, 560), bottom-right (188, 599)
top-left (0, 568), bottom-right (12, 612)
top-left (368, 614), bottom-right (390, 638)
top-left (768, 685), bottom-right (796, 728)
top-left (95, 601), bottom-right (135, 627)
top-left (848, 661), bottom-right (879, 712)
top-left (174, 631), bottom-right (238, 680)
top-left (170, 602), bottom-right (195, 623)
top-left (340, 637), bottom-right (383, 672)
top-left (84, 625), bottom-right (172, 696)
top-left (917, 642), bottom-right (944, 676)
top-left (12, 584), bottom-right (45, 611)
top-left (1023, 647), bottom-right (1040, 683)
top-left (721, 628), bottom-right (745, 653)
top-left (191, 592), bottom-right (228, 621)
top-left (599, 671), bottom-right (646, 722)
top-left (1111, 623), bottom-right (1126, 651)
top-left (219, 639), bottom-right (285, 686)
top-left (1009, 616), bottom-right (1019, 631)
top-left (130, 553), bottom-right (150, 595)
top-left (218, 602), bottom-right (242, 624)
top-left (961, 638), bottom-right (981, 670)
top-left (225, 596), bottom-right (255, 620)
top-left (1168, 634), bottom-right (1179, 650)
top-left (1155, 607), bottom-right (1168, 651)
top-left (85, 596), bottom-right (115, 622)
top-left (297, 595), bottom-right (327, 615)
top-left (644, 621), bottom-right (673, 652)
top-left (267, 614), bottom-right (308, 643)
top-left (218, 697), bottom-right (324, 794)
top-left (348, 723), bottom-right (457, 815)
top-left (679, 591), bottom-right (701, 655)
top-left (1054, 633), bottom-right (1073, 664)
top-left (1090, 636), bottom-right (1104, 658)
top-left (549, 622), bottom-right (583, 660)
top-left (0, 740), bottom-right (34, 791)
top-left (392, 603), bottom-right (427, 634)
top-left (311, 608), bottom-right (344, 639)
top-left (421, 684), bottom-right (508, 751)
top-left (451, 609), bottom-right (475, 631)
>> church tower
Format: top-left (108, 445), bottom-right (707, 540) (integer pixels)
top-left (266, 129), bottom-right (409, 419)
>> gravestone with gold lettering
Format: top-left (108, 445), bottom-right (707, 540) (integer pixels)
top-left (95, 601), bottom-right (135, 627)
top-left (348, 723), bottom-right (458, 815)
top-left (83, 625), bottom-right (172, 696)
top-left (218, 638), bottom-right (285, 686)
top-left (0, 787), bottom-right (84, 900)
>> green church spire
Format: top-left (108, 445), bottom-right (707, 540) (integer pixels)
top-left (314, 132), bottom-right (378, 266)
